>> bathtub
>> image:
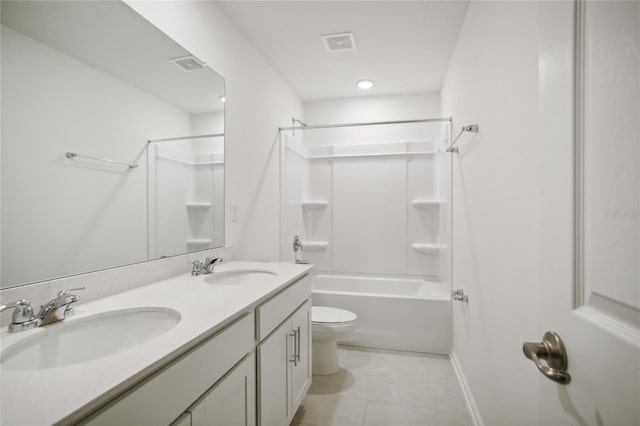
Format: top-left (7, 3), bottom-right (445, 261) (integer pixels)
top-left (311, 273), bottom-right (451, 354)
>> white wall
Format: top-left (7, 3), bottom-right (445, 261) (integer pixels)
top-left (127, 0), bottom-right (303, 261)
top-left (304, 92), bottom-right (442, 146)
top-left (441, 2), bottom-right (541, 425)
top-left (1, 25), bottom-right (191, 286)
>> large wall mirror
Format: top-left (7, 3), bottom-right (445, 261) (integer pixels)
top-left (1, 1), bottom-right (225, 289)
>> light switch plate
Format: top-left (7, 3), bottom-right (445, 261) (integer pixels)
top-left (230, 202), bottom-right (239, 222)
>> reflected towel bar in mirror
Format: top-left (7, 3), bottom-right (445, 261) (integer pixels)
top-left (65, 152), bottom-right (138, 169)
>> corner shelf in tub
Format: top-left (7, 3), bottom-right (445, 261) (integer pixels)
top-left (186, 238), bottom-right (213, 247)
top-left (302, 241), bottom-right (328, 251)
top-left (186, 202), bottom-right (212, 210)
top-left (411, 199), bottom-right (446, 209)
top-left (301, 200), bottom-right (328, 210)
top-left (411, 243), bottom-right (446, 255)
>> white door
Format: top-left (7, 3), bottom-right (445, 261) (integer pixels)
top-left (537, 1), bottom-right (640, 424)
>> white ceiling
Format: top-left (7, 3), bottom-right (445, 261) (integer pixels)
top-left (217, 1), bottom-right (469, 102)
top-left (1, 1), bottom-right (225, 114)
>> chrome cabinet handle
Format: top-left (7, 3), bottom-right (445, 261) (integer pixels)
top-left (522, 331), bottom-right (571, 385)
top-left (289, 331), bottom-right (298, 366)
top-left (296, 326), bottom-right (301, 362)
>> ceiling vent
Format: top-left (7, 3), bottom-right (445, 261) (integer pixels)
top-left (170, 55), bottom-right (206, 71)
top-left (321, 32), bottom-right (357, 52)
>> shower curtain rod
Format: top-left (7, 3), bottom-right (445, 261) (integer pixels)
top-left (278, 117), bottom-right (452, 132)
top-left (148, 132), bottom-right (225, 143)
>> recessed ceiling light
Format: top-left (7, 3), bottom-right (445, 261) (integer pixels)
top-left (357, 80), bottom-right (374, 90)
top-left (219, 96), bottom-right (226, 103)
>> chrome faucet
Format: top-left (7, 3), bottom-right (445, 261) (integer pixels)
top-left (38, 288), bottom-right (84, 326)
top-left (0, 287), bottom-right (84, 332)
top-left (0, 299), bottom-right (40, 332)
top-left (191, 257), bottom-right (223, 275)
top-left (293, 235), bottom-right (309, 264)
top-left (203, 257), bottom-right (223, 273)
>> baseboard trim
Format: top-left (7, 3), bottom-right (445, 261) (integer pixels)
top-left (450, 350), bottom-right (484, 426)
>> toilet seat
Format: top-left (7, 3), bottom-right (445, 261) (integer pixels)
top-left (311, 306), bottom-right (357, 375)
top-left (312, 306), bottom-right (357, 325)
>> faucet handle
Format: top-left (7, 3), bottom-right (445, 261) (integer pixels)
top-left (0, 299), bottom-right (40, 332)
top-left (191, 260), bottom-right (204, 276)
top-left (57, 287), bottom-right (86, 298)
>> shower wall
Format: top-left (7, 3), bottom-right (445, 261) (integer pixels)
top-left (281, 93), bottom-right (451, 283)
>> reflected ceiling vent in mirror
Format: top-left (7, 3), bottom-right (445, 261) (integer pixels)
top-left (170, 55), bottom-right (206, 71)
top-left (321, 32), bottom-right (357, 52)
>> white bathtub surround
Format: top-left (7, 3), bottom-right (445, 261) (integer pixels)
top-left (292, 346), bottom-right (472, 426)
top-left (312, 273), bottom-right (451, 354)
top-left (0, 261), bottom-right (311, 425)
top-left (282, 93), bottom-right (451, 280)
top-left (311, 306), bottom-right (357, 375)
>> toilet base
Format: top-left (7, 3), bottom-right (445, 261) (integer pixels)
top-left (312, 339), bottom-right (340, 375)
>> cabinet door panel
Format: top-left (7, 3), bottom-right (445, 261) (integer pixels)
top-left (258, 320), bottom-right (292, 426)
top-left (189, 354), bottom-right (256, 426)
top-left (290, 300), bottom-right (312, 411)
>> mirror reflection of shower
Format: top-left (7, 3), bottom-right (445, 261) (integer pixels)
top-left (148, 133), bottom-right (225, 259)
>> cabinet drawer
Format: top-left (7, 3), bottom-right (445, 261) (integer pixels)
top-left (256, 275), bottom-right (310, 341)
top-left (84, 313), bottom-right (254, 426)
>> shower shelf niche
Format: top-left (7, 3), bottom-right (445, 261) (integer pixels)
top-left (411, 243), bottom-right (446, 255)
top-left (186, 202), bottom-right (212, 210)
top-left (301, 241), bottom-right (328, 251)
top-left (186, 238), bottom-right (212, 247)
top-left (411, 199), bottom-right (446, 208)
top-left (301, 200), bottom-right (329, 210)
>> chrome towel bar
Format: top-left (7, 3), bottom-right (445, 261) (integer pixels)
top-left (65, 152), bottom-right (138, 169)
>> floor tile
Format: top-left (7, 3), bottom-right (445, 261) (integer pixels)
top-left (339, 345), bottom-right (457, 384)
top-left (397, 376), bottom-right (467, 412)
top-left (297, 346), bottom-right (472, 426)
top-left (309, 368), bottom-right (399, 403)
top-left (293, 394), bottom-right (366, 426)
top-left (363, 401), bottom-right (473, 426)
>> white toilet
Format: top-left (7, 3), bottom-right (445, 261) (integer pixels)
top-left (311, 306), bottom-right (357, 375)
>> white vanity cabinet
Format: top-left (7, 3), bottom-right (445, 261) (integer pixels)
top-left (84, 313), bottom-right (255, 426)
top-left (78, 271), bottom-right (312, 426)
top-left (257, 276), bottom-right (312, 426)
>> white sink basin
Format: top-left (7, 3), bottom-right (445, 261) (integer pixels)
top-left (204, 269), bottom-right (277, 285)
top-left (1, 307), bottom-right (181, 371)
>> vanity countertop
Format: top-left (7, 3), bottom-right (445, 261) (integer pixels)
top-left (0, 261), bottom-right (313, 426)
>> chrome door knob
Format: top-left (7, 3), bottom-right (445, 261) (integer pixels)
top-left (523, 331), bottom-right (571, 385)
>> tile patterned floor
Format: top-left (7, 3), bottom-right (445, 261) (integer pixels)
top-left (291, 346), bottom-right (473, 426)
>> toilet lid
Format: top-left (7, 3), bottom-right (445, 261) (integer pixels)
top-left (312, 306), bottom-right (357, 324)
